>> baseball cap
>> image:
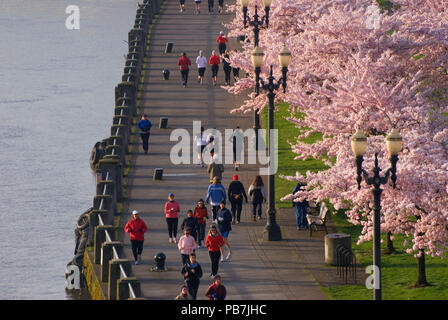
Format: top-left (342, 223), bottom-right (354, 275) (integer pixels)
top-left (233, 174), bottom-right (238, 180)
top-left (132, 210), bottom-right (139, 215)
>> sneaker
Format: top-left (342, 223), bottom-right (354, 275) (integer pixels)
top-left (135, 260), bottom-right (139, 265)
top-left (173, 237), bottom-right (177, 244)
top-left (210, 274), bottom-right (215, 278)
top-left (169, 238), bottom-right (173, 243)
top-left (257, 216), bottom-right (262, 220)
top-left (226, 253), bottom-right (232, 261)
top-left (220, 256), bottom-right (225, 262)
top-left (236, 220), bottom-right (240, 224)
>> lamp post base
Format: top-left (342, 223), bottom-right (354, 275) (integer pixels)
top-left (263, 208), bottom-right (282, 241)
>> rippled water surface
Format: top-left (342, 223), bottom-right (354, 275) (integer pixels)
top-left (0, 0), bottom-right (138, 299)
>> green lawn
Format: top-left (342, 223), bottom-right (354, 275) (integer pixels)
top-left (261, 102), bottom-right (327, 208)
top-left (262, 102), bottom-right (448, 300)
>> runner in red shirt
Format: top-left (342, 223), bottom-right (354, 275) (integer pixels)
top-left (209, 50), bottom-right (221, 86)
top-left (216, 31), bottom-right (228, 55)
top-left (124, 210), bottom-right (148, 265)
top-left (177, 52), bottom-right (192, 87)
top-left (205, 225), bottom-right (224, 277)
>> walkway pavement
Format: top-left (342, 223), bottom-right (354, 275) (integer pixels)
top-left (121, 0), bottom-right (334, 300)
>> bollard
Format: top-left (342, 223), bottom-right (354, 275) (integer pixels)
top-left (117, 277), bottom-right (142, 300)
top-left (153, 168), bottom-right (163, 181)
top-left (94, 225), bottom-right (115, 264)
top-left (162, 69), bottom-right (170, 80)
top-left (101, 241), bottom-right (123, 282)
top-left (108, 259), bottom-right (132, 300)
top-left (159, 117), bottom-right (168, 128)
top-left (154, 252), bottom-right (166, 271)
top-left (165, 42), bottom-right (173, 53)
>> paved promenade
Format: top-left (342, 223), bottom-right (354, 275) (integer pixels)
top-left (121, 0), bottom-right (330, 300)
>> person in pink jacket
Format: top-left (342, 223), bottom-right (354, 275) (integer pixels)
top-left (165, 193), bottom-right (181, 243)
top-left (178, 227), bottom-right (197, 265)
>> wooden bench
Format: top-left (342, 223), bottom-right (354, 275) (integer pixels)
top-left (306, 202), bottom-right (329, 237)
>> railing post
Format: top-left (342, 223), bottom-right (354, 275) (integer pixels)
top-left (88, 209), bottom-right (108, 246)
top-left (101, 241), bottom-right (123, 282)
top-left (94, 225), bottom-right (115, 264)
top-left (97, 158), bottom-right (122, 202)
top-left (108, 259), bottom-right (132, 300)
top-left (117, 277), bottom-right (141, 300)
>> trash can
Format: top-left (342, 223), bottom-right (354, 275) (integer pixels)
top-left (165, 42), bottom-right (173, 53)
top-left (162, 69), bottom-right (170, 80)
top-left (159, 117), bottom-right (168, 128)
top-left (153, 168), bottom-right (163, 180)
top-left (325, 233), bottom-right (351, 265)
top-left (154, 252), bottom-right (166, 271)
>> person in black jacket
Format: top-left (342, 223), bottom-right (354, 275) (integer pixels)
top-left (181, 253), bottom-right (203, 300)
top-left (181, 210), bottom-right (199, 241)
top-left (217, 201), bottom-right (233, 261)
top-left (227, 174), bottom-right (248, 224)
top-left (222, 50), bottom-right (232, 85)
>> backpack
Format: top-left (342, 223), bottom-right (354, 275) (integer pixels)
top-left (251, 187), bottom-right (263, 203)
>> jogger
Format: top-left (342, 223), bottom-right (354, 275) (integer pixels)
top-left (138, 114), bottom-right (152, 154)
top-left (196, 51), bottom-right (207, 85)
top-left (209, 50), bottom-right (220, 86)
top-left (248, 175), bottom-right (267, 221)
top-left (124, 210), bottom-right (148, 265)
top-left (227, 174), bottom-right (248, 223)
top-left (205, 225), bottom-right (224, 277)
top-left (178, 52), bottom-right (191, 87)
top-left (194, 199), bottom-right (209, 247)
top-left (165, 193), bottom-right (180, 243)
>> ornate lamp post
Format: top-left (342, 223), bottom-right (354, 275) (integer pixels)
top-left (350, 128), bottom-right (403, 300)
top-left (251, 45), bottom-right (291, 241)
top-left (240, 0), bottom-right (272, 150)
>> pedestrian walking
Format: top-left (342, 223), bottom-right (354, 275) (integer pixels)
top-left (196, 51), bottom-right (207, 85)
top-left (207, 0), bottom-right (214, 12)
top-left (222, 50), bottom-right (232, 85)
top-left (177, 52), bottom-right (191, 87)
top-left (207, 152), bottom-right (224, 183)
top-left (181, 253), bottom-right (203, 300)
top-left (181, 209), bottom-right (199, 241)
top-left (216, 31), bottom-right (228, 55)
top-left (227, 174), bottom-right (248, 224)
top-left (205, 275), bottom-right (226, 300)
top-left (194, 199), bottom-right (209, 247)
top-left (232, 49), bottom-right (240, 82)
top-left (209, 50), bottom-right (220, 86)
top-left (175, 285), bottom-right (192, 300)
top-left (205, 176), bottom-right (227, 222)
top-left (205, 225), bottom-right (224, 278)
top-left (292, 182), bottom-right (309, 230)
top-left (194, 126), bottom-right (207, 166)
top-left (124, 210), bottom-right (148, 265)
top-left (248, 175), bottom-right (267, 221)
top-left (178, 227), bottom-right (197, 265)
top-left (179, 0), bottom-right (186, 12)
top-left (217, 201), bottom-right (232, 261)
top-left (228, 126), bottom-right (244, 170)
top-left (165, 193), bottom-right (181, 243)
top-left (194, 0), bottom-right (201, 14)
top-left (217, 0), bottom-right (225, 13)
top-left (138, 114), bottom-right (152, 154)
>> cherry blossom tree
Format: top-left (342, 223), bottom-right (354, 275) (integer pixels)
top-left (225, 0), bottom-right (448, 286)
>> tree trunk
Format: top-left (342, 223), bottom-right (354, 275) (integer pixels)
top-left (383, 231), bottom-right (396, 255)
top-left (415, 249), bottom-right (429, 287)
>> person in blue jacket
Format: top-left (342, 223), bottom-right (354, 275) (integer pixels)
top-left (205, 176), bottom-right (226, 223)
top-left (217, 201), bottom-right (232, 261)
top-left (138, 114), bottom-right (152, 154)
top-left (292, 182), bottom-right (309, 230)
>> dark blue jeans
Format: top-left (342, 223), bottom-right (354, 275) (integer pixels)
top-left (294, 205), bottom-right (308, 228)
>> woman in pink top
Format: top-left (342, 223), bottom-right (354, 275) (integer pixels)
top-left (178, 228), bottom-right (197, 265)
top-left (165, 193), bottom-right (181, 243)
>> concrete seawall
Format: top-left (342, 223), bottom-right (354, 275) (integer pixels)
top-left (65, 0), bottom-right (166, 300)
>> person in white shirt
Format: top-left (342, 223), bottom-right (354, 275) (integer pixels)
top-left (196, 50), bottom-right (208, 85)
top-left (194, 126), bottom-right (208, 167)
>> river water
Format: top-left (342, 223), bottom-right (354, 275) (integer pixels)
top-left (0, 0), bottom-right (139, 299)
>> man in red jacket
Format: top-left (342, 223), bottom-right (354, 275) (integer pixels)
top-left (177, 52), bottom-right (192, 87)
top-left (216, 31), bottom-right (228, 55)
top-left (124, 210), bottom-right (148, 265)
top-left (205, 275), bottom-right (227, 300)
